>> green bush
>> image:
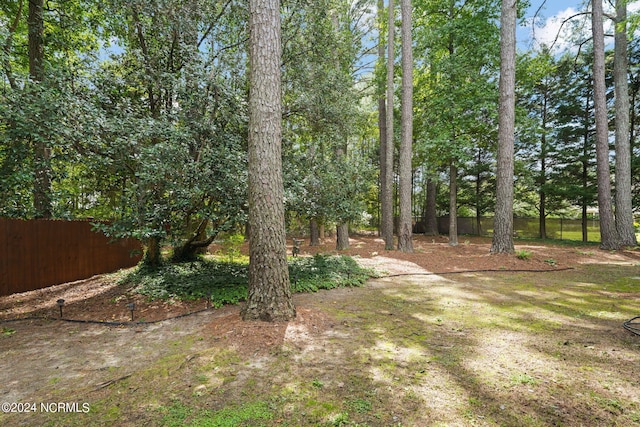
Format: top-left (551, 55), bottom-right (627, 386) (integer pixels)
top-left (120, 254), bottom-right (377, 308)
top-left (219, 233), bottom-right (245, 263)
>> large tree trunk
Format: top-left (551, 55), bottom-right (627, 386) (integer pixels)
top-left (172, 219), bottom-right (216, 262)
top-left (336, 223), bottom-right (349, 250)
top-left (29, 0), bottom-right (52, 219)
top-left (614, 0), bottom-right (637, 246)
top-left (424, 178), bottom-right (439, 236)
top-left (449, 161), bottom-right (458, 246)
top-left (382, 0), bottom-right (395, 250)
top-left (592, 0), bottom-right (621, 250)
top-left (491, 0), bottom-right (516, 254)
top-left (144, 237), bottom-right (162, 268)
top-left (243, 0), bottom-right (295, 322)
top-left (397, 0), bottom-right (413, 253)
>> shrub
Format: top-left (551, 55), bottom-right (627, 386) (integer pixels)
top-left (120, 254), bottom-right (377, 308)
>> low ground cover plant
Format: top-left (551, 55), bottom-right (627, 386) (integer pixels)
top-left (120, 254), bottom-right (377, 308)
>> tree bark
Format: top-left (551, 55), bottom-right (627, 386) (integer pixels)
top-left (614, 0), bottom-right (637, 246)
top-left (382, 0), bottom-right (395, 250)
top-left (310, 219), bottom-right (320, 246)
top-left (397, 0), bottom-right (413, 253)
top-left (2, 0), bottom-right (23, 90)
top-left (29, 0), bottom-right (52, 219)
top-left (144, 237), bottom-right (162, 268)
top-left (449, 161), bottom-right (459, 246)
top-left (491, 0), bottom-right (516, 254)
top-left (424, 178), bottom-right (439, 236)
top-left (582, 91), bottom-right (591, 243)
top-left (336, 223), bottom-right (349, 250)
top-left (378, 0), bottom-right (389, 246)
top-left (243, 0), bottom-right (295, 322)
top-left (592, 0), bottom-right (621, 250)
top-left (539, 85), bottom-right (548, 239)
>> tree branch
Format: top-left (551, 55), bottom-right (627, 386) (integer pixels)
top-left (197, 0), bottom-right (233, 49)
top-left (3, 0), bottom-right (24, 90)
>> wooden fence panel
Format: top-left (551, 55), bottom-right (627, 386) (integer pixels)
top-left (0, 219), bottom-right (142, 296)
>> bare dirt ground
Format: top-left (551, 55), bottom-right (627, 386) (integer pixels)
top-left (1, 235), bottom-right (639, 426)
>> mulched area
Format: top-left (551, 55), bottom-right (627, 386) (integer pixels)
top-left (1, 235), bottom-right (638, 324)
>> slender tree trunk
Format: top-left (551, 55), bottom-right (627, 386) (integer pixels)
top-left (539, 88), bottom-right (548, 239)
top-left (397, 0), bottom-right (413, 252)
top-left (592, 0), bottom-right (621, 250)
top-left (424, 178), bottom-right (438, 236)
top-left (475, 149), bottom-right (483, 235)
top-left (614, 0), bottom-right (637, 246)
top-left (29, 0), bottom-right (52, 219)
top-left (310, 219), bottom-right (320, 246)
top-left (2, 0), bottom-right (23, 89)
top-left (539, 148), bottom-right (547, 240)
top-left (243, 0), bottom-right (295, 322)
top-left (378, 0), bottom-right (389, 245)
top-left (449, 161), bottom-right (458, 246)
top-left (582, 93), bottom-right (591, 243)
top-left (491, 0), bottom-right (516, 254)
top-left (382, 0), bottom-right (395, 250)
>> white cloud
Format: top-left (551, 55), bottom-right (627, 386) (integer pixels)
top-left (526, 7), bottom-right (589, 53)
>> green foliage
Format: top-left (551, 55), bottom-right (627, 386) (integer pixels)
top-left (289, 254), bottom-right (376, 293)
top-left (1, 327), bottom-right (16, 337)
top-left (121, 254), bottom-right (376, 306)
top-left (515, 250), bottom-right (531, 260)
top-left (218, 234), bottom-right (245, 263)
top-left (161, 401), bottom-right (273, 427)
top-left (122, 260), bottom-right (248, 306)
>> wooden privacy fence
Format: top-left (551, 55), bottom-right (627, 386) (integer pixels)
top-left (0, 219), bottom-right (142, 297)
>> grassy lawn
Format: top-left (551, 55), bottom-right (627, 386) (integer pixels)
top-left (1, 255), bottom-right (639, 426)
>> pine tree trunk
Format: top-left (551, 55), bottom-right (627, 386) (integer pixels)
top-left (310, 219), bottom-right (320, 246)
top-left (243, 0), bottom-right (295, 322)
top-left (582, 92), bottom-right (591, 243)
top-left (449, 161), bottom-right (458, 246)
top-left (614, 0), bottom-right (637, 246)
top-left (377, 0), bottom-right (389, 246)
top-left (491, 0), bottom-right (516, 254)
top-left (592, 0), bottom-right (621, 250)
top-left (539, 91), bottom-right (548, 240)
top-left (397, 0), bottom-right (413, 253)
top-left (424, 178), bottom-right (439, 236)
top-left (382, 0), bottom-right (395, 250)
top-left (336, 223), bottom-right (349, 250)
top-left (29, 0), bottom-right (51, 219)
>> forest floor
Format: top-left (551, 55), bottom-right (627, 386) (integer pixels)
top-left (1, 235), bottom-right (640, 426)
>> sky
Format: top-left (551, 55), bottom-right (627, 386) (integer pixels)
top-left (521, 0), bottom-right (640, 52)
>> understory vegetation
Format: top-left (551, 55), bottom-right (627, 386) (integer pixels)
top-left (120, 254), bottom-right (378, 307)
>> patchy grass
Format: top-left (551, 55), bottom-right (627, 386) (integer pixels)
top-left (2, 256), bottom-right (640, 426)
